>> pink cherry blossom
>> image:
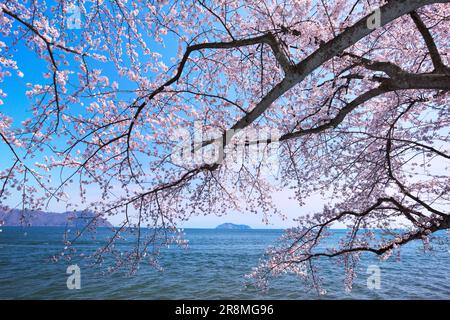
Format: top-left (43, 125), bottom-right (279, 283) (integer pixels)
top-left (0, 0), bottom-right (448, 290)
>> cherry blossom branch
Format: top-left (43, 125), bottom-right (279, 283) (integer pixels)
top-left (409, 10), bottom-right (449, 73)
top-left (2, 0), bottom-right (449, 284)
top-left (1, 7), bottom-right (85, 131)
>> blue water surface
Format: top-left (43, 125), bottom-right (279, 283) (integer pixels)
top-left (0, 227), bottom-right (448, 299)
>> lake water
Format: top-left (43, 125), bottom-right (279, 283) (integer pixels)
top-left (0, 227), bottom-right (448, 299)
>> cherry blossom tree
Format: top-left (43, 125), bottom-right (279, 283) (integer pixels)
top-left (0, 0), bottom-right (449, 291)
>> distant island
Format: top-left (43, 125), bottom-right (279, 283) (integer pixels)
top-left (215, 223), bottom-right (251, 230)
top-left (0, 209), bottom-right (113, 228)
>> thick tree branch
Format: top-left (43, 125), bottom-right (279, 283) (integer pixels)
top-left (410, 10), bottom-right (449, 73)
top-left (228, 0), bottom-right (447, 136)
top-left (127, 33), bottom-right (293, 149)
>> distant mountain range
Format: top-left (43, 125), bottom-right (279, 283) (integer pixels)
top-left (0, 209), bottom-right (113, 228)
top-left (215, 223), bottom-right (251, 230)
